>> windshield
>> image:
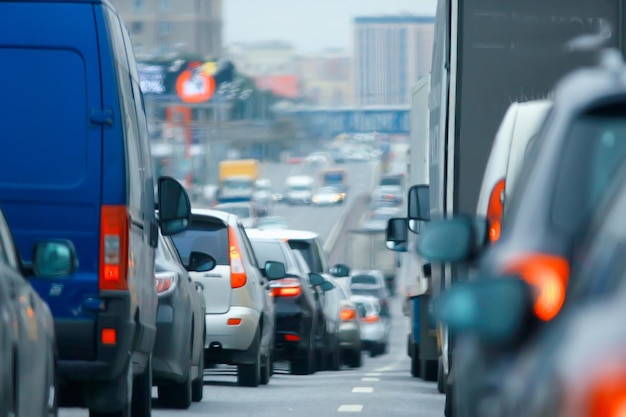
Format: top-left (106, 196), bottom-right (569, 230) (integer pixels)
top-left (224, 179), bottom-right (253, 189)
top-left (170, 219), bottom-right (229, 265)
top-left (289, 185), bottom-right (312, 192)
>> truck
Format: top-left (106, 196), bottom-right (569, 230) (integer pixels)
top-left (343, 229), bottom-right (397, 295)
top-left (320, 168), bottom-right (349, 200)
top-left (421, 0), bottom-right (626, 414)
top-left (216, 159), bottom-right (260, 203)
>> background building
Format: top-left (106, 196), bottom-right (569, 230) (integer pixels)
top-left (353, 15), bottom-right (434, 106)
top-left (110, 0), bottom-right (223, 60)
top-left (298, 49), bottom-right (352, 106)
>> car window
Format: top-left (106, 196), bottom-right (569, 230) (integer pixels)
top-left (250, 240), bottom-right (287, 268)
top-left (170, 218), bottom-right (229, 265)
top-left (551, 105), bottom-right (626, 233)
top-left (350, 287), bottom-right (381, 298)
top-left (288, 240), bottom-right (319, 273)
top-left (351, 275), bottom-right (378, 285)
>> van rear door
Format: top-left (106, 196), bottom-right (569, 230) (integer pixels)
top-left (0, 2), bottom-right (102, 359)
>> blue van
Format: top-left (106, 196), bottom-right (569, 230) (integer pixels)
top-left (0, 1), bottom-right (192, 416)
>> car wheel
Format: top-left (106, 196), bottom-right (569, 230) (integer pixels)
top-left (237, 330), bottom-right (261, 387)
top-left (131, 356), bottom-right (152, 416)
top-left (158, 370), bottom-right (192, 409)
top-left (437, 356), bottom-right (445, 394)
top-left (192, 349), bottom-right (204, 402)
top-left (346, 349), bottom-right (362, 368)
top-left (260, 354), bottom-right (271, 385)
top-left (327, 343), bottom-right (341, 371)
top-left (411, 344), bottom-right (420, 378)
top-left (291, 343), bottom-right (315, 375)
top-left (90, 365), bottom-right (133, 417)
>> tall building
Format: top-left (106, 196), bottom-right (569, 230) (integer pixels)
top-left (354, 15), bottom-right (434, 106)
top-left (298, 49), bottom-right (352, 106)
top-left (110, 0), bottom-right (223, 60)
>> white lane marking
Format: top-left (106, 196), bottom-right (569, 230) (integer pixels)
top-left (361, 377), bottom-right (379, 382)
top-left (365, 372), bottom-right (382, 377)
top-left (338, 405), bottom-right (364, 412)
top-left (352, 387), bottom-right (374, 393)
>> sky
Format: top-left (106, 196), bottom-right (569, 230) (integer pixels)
top-left (223, 0), bottom-right (438, 53)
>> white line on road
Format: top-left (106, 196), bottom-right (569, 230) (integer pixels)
top-left (364, 373), bottom-right (382, 377)
top-left (338, 405), bottom-right (364, 412)
top-left (361, 377), bottom-right (380, 382)
top-left (352, 387), bottom-right (374, 393)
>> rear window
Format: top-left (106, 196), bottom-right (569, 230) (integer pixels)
top-left (350, 288), bottom-right (380, 298)
top-left (250, 240), bottom-right (289, 267)
top-left (215, 206), bottom-right (251, 218)
top-left (351, 275), bottom-right (378, 285)
top-left (551, 105), bottom-right (626, 232)
top-left (0, 48), bottom-right (87, 186)
top-left (170, 219), bottom-right (229, 265)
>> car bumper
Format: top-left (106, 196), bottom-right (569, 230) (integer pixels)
top-left (152, 299), bottom-right (189, 383)
top-left (204, 307), bottom-right (260, 351)
top-left (360, 322), bottom-right (387, 344)
top-left (339, 321), bottom-right (361, 351)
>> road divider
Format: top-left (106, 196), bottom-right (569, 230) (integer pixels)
top-left (324, 192), bottom-right (370, 262)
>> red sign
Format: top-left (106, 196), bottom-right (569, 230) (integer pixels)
top-left (176, 64), bottom-right (216, 103)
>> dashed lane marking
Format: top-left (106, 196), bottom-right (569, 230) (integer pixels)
top-left (364, 373), bottom-right (382, 377)
top-left (338, 405), bottom-right (364, 412)
top-left (361, 377), bottom-right (380, 382)
top-left (352, 387), bottom-right (374, 393)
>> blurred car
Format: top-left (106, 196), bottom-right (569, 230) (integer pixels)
top-left (312, 186), bottom-right (344, 206)
top-left (333, 279), bottom-right (364, 368)
top-left (351, 295), bottom-right (390, 357)
top-left (246, 228), bottom-right (350, 371)
top-left (170, 208), bottom-right (286, 387)
top-left (248, 237), bottom-right (326, 375)
top-left (257, 216), bottom-right (289, 230)
top-left (362, 207), bottom-right (404, 231)
top-left (371, 185), bottom-right (404, 206)
top-left (153, 229), bottom-right (208, 408)
top-left (0, 209), bottom-right (77, 417)
top-left (253, 179), bottom-right (274, 216)
top-left (212, 202), bottom-right (259, 228)
top-left (304, 152), bottom-right (331, 166)
top-left (349, 270), bottom-right (391, 318)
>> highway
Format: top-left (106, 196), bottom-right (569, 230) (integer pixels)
top-left (60, 155), bottom-right (445, 417)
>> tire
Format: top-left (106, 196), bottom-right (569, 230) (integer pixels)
top-left (237, 330), bottom-right (261, 387)
top-left (132, 356), bottom-right (153, 416)
top-left (46, 347), bottom-right (59, 417)
top-left (421, 359), bottom-right (438, 382)
top-left (315, 347), bottom-right (326, 372)
top-left (90, 365), bottom-right (132, 417)
top-left (327, 344), bottom-right (341, 371)
top-left (192, 349), bottom-right (204, 402)
top-left (260, 354), bottom-right (271, 385)
top-left (411, 344), bottom-right (420, 378)
top-left (158, 373), bottom-right (192, 409)
top-left (437, 356), bottom-right (445, 394)
top-left (346, 349), bottom-right (362, 368)
top-left (290, 347), bottom-right (315, 375)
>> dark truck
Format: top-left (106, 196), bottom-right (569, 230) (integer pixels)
top-left (412, 0), bottom-right (626, 412)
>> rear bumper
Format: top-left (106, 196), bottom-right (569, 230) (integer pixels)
top-left (152, 296), bottom-right (190, 384)
top-left (204, 306), bottom-right (260, 352)
top-left (360, 322), bottom-right (387, 344)
top-left (339, 321), bottom-right (361, 351)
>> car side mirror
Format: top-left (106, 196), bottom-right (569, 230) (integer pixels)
top-left (32, 240), bottom-right (79, 278)
top-left (309, 272), bottom-right (325, 286)
top-left (330, 263), bottom-right (350, 277)
top-left (265, 261), bottom-right (286, 280)
top-left (422, 263), bottom-right (432, 278)
top-left (385, 218), bottom-right (408, 252)
top-left (158, 176), bottom-right (192, 236)
top-left (320, 280), bottom-right (334, 292)
top-left (408, 184), bottom-right (430, 233)
top-left (418, 216), bottom-right (476, 263)
top-left (187, 251), bottom-right (216, 272)
top-left (434, 277), bottom-right (533, 347)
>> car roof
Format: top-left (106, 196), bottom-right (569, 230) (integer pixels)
top-left (245, 228), bottom-right (320, 240)
top-left (190, 207), bottom-right (235, 224)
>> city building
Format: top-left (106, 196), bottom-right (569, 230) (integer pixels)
top-left (298, 49), bottom-right (352, 106)
top-left (353, 15), bottom-right (435, 106)
top-left (110, 0), bottom-right (223, 60)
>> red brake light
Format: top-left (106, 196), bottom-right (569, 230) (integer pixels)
top-left (155, 271), bottom-right (177, 295)
top-left (362, 315), bottom-right (379, 323)
top-left (503, 253), bottom-right (569, 321)
top-left (340, 308), bottom-right (357, 321)
top-left (487, 178), bottom-right (506, 242)
top-left (271, 278), bottom-right (302, 297)
top-left (228, 226), bottom-right (247, 288)
top-left (99, 205), bottom-right (129, 290)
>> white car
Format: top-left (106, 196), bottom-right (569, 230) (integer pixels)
top-left (212, 202), bottom-right (258, 228)
top-left (351, 295), bottom-right (390, 358)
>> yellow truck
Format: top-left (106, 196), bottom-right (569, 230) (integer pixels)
top-left (216, 159), bottom-right (260, 203)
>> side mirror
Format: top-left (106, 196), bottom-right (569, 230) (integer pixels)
top-left (330, 263), bottom-right (350, 277)
top-left (320, 280), bottom-right (335, 292)
top-left (385, 218), bottom-right (408, 252)
top-left (418, 216), bottom-right (475, 263)
top-left (309, 272), bottom-right (325, 286)
top-left (158, 176), bottom-right (192, 236)
top-left (32, 240), bottom-right (78, 278)
top-left (187, 251), bottom-right (216, 272)
top-left (433, 277), bottom-right (533, 347)
top-left (408, 184), bottom-right (430, 232)
top-left (265, 261), bottom-right (286, 280)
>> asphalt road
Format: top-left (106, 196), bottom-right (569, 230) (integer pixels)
top-left (60, 153), bottom-right (447, 417)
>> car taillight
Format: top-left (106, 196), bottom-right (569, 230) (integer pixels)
top-left (362, 315), bottom-right (379, 323)
top-left (228, 226), bottom-right (247, 288)
top-left (99, 205), bottom-right (129, 291)
top-left (487, 178), bottom-right (506, 243)
top-left (155, 271), bottom-right (178, 296)
top-left (503, 253), bottom-right (569, 321)
top-left (271, 278), bottom-right (302, 297)
top-left (340, 308), bottom-right (357, 321)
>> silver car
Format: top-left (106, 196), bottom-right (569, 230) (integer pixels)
top-left (351, 295), bottom-right (390, 357)
top-left (170, 208), bottom-right (286, 387)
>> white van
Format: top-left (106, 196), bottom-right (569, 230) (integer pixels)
top-left (476, 99), bottom-right (553, 242)
top-left (284, 176), bottom-right (315, 205)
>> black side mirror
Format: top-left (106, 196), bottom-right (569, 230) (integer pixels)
top-left (309, 272), bottom-right (325, 286)
top-left (158, 176), bottom-right (192, 236)
top-left (418, 216), bottom-right (476, 263)
top-left (265, 261), bottom-right (286, 280)
top-left (320, 280), bottom-right (334, 292)
top-left (330, 263), bottom-right (350, 277)
top-left (385, 218), bottom-right (408, 252)
top-left (408, 184), bottom-right (430, 233)
top-left (32, 240), bottom-right (79, 278)
top-left (187, 251), bottom-right (216, 272)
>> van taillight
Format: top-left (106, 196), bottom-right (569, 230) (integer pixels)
top-left (487, 178), bottom-right (506, 242)
top-left (228, 227), bottom-right (247, 288)
top-left (99, 205), bottom-right (129, 290)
